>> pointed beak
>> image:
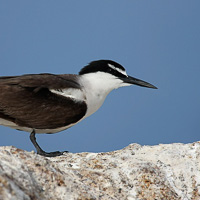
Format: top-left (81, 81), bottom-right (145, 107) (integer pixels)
top-left (121, 75), bottom-right (158, 89)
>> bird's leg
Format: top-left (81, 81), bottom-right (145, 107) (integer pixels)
top-left (30, 130), bottom-right (68, 157)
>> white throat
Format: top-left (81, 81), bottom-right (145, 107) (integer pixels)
top-left (79, 72), bottom-right (124, 118)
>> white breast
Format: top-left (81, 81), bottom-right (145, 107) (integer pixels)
top-left (83, 86), bottom-right (108, 118)
top-left (79, 72), bottom-right (123, 118)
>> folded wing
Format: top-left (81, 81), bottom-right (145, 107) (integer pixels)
top-left (0, 73), bottom-right (87, 130)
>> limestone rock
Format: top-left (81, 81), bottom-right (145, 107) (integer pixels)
top-left (0, 142), bottom-right (200, 200)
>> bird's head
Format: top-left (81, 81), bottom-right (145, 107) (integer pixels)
top-left (79, 60), bottom-right (157, 91)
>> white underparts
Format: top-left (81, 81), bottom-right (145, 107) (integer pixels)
top-left (80, 72), bottom-right (127, 118)
top-left (0, 117), bottom-right (76, 134)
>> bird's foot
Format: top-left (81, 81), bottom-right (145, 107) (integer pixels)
top-left (30, 130), bottom-right (68, 157)
top-left (37, 150), bottom-right (69, 157)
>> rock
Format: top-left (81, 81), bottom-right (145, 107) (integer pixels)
top-left (0, 142), bottom-right (200, 200)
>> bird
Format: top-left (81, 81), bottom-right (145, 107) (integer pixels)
top-left (0, 60), bottom-right (157, 157)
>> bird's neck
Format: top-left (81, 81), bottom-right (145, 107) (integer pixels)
top-left (79, 73), bottom-right (119, 118)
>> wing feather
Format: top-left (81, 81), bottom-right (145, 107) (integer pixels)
top-left (0, 73), bottom-right (87, 130)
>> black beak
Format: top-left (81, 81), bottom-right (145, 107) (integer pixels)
top-left (121, 75), bottom-right (158, 89)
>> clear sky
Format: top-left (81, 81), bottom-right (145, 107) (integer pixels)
top-left (0, 1), bottom-right (199, 153)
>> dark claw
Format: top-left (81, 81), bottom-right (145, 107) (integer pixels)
top-left (37, 150), bottom-right (69, 157)
top-left (30, 130), bottom-right (69, 157)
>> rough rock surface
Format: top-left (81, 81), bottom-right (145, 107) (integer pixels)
top-left (0, 142), bottom-right (200, 200)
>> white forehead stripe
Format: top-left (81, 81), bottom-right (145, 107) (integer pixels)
top-left (108, 64), bottom-right (128, 77)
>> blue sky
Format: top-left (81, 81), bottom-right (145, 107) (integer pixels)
top-left (0, 1), bottom-right (199, 153)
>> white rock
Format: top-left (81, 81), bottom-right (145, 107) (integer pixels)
top-left (0, 142), bottom-right (199, 200)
